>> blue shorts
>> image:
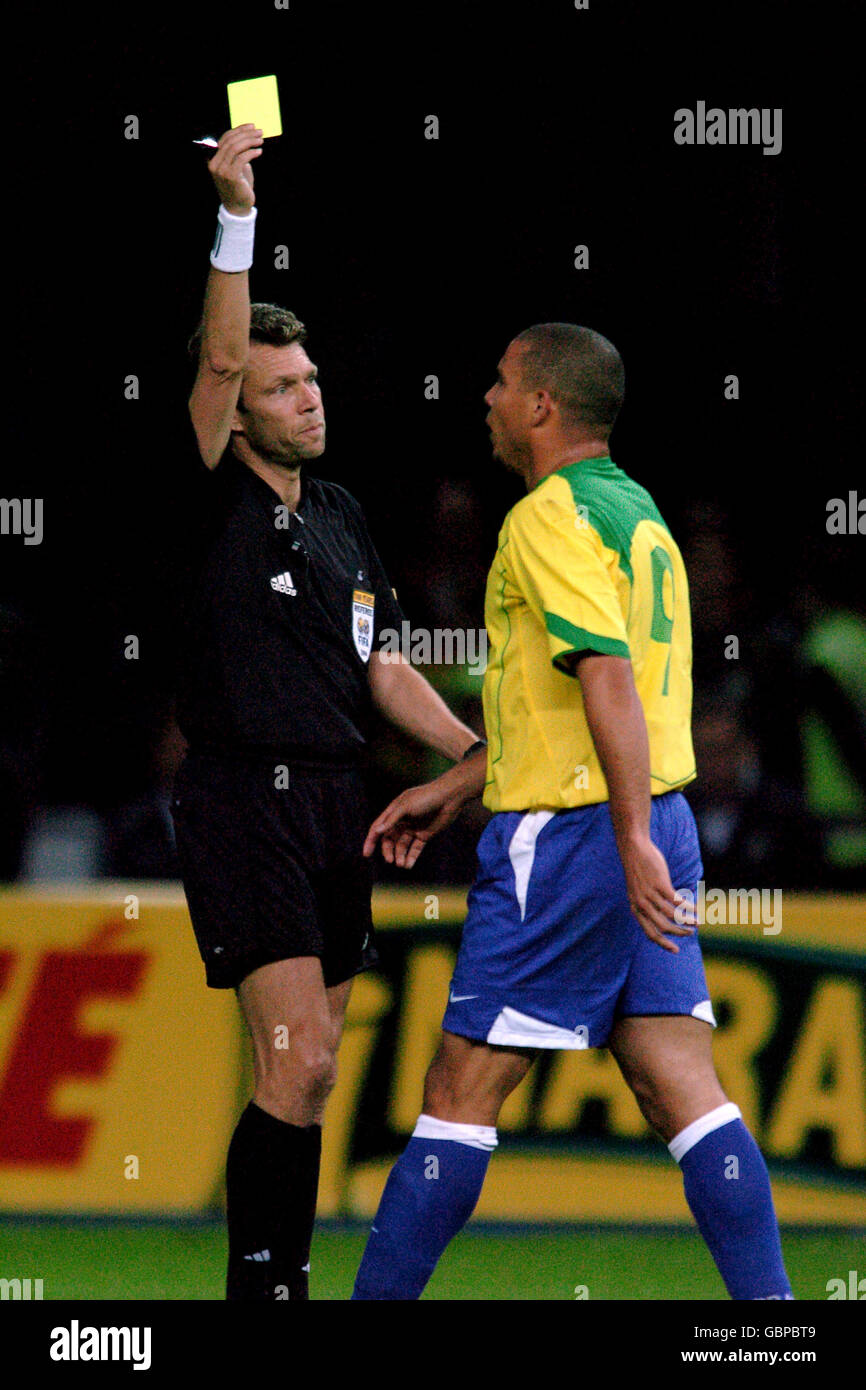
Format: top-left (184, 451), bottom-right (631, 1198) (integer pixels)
top-left (441, 790), bottom-right (715, 1049)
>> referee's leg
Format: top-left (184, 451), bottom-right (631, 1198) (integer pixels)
top-left (239, 956), bottom-right (350, 1125)
top-left (225, 956), bottom-right (352, 1300)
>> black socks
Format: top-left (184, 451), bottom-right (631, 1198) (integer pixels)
top-left (225, 1100), bottom-right (322, 1301)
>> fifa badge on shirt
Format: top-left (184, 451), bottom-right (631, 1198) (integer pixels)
top-left (352, 589), bottom-right (375, 662)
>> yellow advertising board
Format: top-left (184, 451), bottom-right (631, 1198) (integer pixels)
top-left (0, 887), bottom-right (864, 1225)
top-left (0, 887), bottom-right (241, 1213)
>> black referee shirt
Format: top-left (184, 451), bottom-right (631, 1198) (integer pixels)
top-left (175, 449), bottom-right (405, 760)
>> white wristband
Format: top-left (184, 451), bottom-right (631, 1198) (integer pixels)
top-left (210, 204), bottom-right (257, 272)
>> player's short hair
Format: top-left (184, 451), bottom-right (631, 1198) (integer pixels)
top-left (513, 323), bottom-right (625, 433)
top-left (186, 302), bottom-right (307, 362)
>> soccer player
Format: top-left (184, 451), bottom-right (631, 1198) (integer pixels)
top-left (172, 125), bottom-right (486, 1300)
top-left (352, 324), bottom-right (793, 1301)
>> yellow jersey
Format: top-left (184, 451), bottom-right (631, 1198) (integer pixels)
top-left (482, 455), bottom-right (696, 812)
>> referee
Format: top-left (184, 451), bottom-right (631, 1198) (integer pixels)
top-left (172, 124), bottom-right (485, 1301)
top-left (351, 325), bottom-right (792, 1301)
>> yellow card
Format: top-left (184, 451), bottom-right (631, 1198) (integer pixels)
top-left (227, 75), bottom-right (282, 138)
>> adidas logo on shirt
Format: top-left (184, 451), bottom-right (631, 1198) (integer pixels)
top-left (270, 571), bottom-right (297, 596)
top-left (243, 1249), bottom-right (271, 1262)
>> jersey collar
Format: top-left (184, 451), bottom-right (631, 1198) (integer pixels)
top-left (224, 451), bottom-right (309, 520)
top-left (533, 454), bottom-right (615, 489)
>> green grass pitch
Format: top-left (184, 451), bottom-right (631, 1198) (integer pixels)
top-left (0, 1220), bottom-right (861, 1300)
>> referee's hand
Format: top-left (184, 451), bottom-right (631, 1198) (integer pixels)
top-left (364, 780), bottom-right (466, 869)
top-left (207, 125), bottom-right (264, 215)
top-left (620, 833), bottom-right (696, 954)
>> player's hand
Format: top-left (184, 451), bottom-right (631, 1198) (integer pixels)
top-left (364, 779), bottom-right (465, 868)
top-left (618, 833), bottom-right (696, 954)
top-left (207, 125), bottom-right (263, 214)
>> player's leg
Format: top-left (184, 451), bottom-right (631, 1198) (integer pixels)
top-left (352, 1032), bottom-right (535, 1300)
top-left (354, 804), bottom-right (631, 1299)
top-left (609, 1013), bottom-right (792, 1300)
top-left (611, 789), bottom-right (793, 1299)
top-left (423, 1030), bottom-right (535, 1122)
top-left (608, 1014), bottom-right (726, 1140)
top-left (226, 955), bottom-right (347, 1301)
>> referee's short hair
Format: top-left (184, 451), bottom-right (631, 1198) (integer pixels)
top-left (513, 323), bottom-right (625, 434)
top-left (186, 302), bottom-right (307, 363)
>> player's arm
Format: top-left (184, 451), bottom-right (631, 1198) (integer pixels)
top-left (368, 649), bottom-right (479, 760)
top-left (188, 125), bottom-right (264, 468)
top-left (362, 744), bottom-right (488, 868)
top-left (365, 652), bottom-right (487, 866)
top-left (571, 652), bottom-right (694, 953)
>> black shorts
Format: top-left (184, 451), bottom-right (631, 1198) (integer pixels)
top-left (170, 749), bottom-right (378, 989)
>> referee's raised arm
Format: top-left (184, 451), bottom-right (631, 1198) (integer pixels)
top-left (188, 125), bottom-right (264, 468)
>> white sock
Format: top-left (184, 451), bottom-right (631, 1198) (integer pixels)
top-left (668, 1102), bottom-right (742, 1163)
top-left (413, 1113), bottom-right (498, 1152)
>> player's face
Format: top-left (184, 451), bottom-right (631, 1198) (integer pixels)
top-left (484, 341), bottom-right (533, 472)
top-left (235, 342), bottom-right (326, 465)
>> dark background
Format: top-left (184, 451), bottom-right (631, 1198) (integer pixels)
top-left (2, 2), bottom-right (862, 885)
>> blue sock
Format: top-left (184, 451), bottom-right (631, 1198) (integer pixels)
top-left (352, 1114), bottom-right (496, 1300)
top-left (671, 1103), bottom-right (793, 1300)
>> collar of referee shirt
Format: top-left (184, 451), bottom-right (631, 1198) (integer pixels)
top-left (224, 451), bottom-right (309, 521)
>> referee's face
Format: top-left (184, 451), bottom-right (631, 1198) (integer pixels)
top-left (234, 342), bottom-right (326, 465)
top-left (484, 341), bottom-right (533, 473)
